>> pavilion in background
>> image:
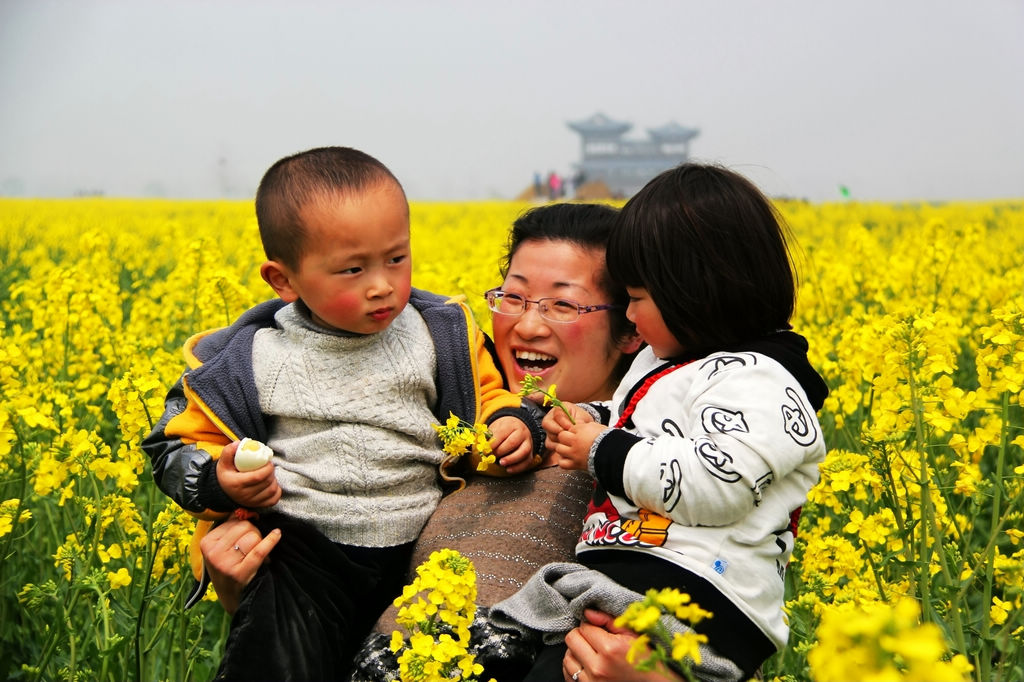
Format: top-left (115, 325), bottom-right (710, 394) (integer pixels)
top-left (567, 112), bottom-right (700, 198)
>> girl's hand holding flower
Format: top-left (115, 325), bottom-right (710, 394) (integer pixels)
top-left (542, 399), bottom-right (593, 438)
top-left (553, 420), bottom-right (608, 471)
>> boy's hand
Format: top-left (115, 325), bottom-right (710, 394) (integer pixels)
top-left (553, 422), bottom-right (607, 471)
top-left (217, 440), bottom-right (282, 509)
top-left (488, 416), bottom-right (535, 475)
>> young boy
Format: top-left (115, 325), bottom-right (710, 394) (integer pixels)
top-left (143, 146), bottom-right (542, 679)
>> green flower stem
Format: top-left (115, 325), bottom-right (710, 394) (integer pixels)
top-left (855, 533), bottom-right (889, 602)
top-left (0, 415), bottom-right (29, 593)
top-left (135, 377), bottom-right (156, 432)
top-left (92, 582), bottom-right (113, 681)
top-left (875, 443), bottom-right (907, 533)
top-left (519, 374), bottom-right (576, 425)
top-left (905, 354), bottom-right (935, 624)
top-left (33, 587), bottom-right (81, 682)
top-left (906, 327), bottom-right (968, 656)
top-left (920, 442), bottom-right (968, 657)
top-left (135, 525), bottom-right (164, 682)
top-left (548, 397), bottom-right (576, 425)
top-left (177, 578), bottom-right (187, 682)
top-left (979, 390), bottom-right (1010, 681)
top-left (61, 295), bottom-right (72, 384)
top-left (67, 607), bottom-right (78, 682)
top-left (836, 489), bottom-right (890, 602)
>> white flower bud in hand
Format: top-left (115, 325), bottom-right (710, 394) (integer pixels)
top-left (235, 438), bottom-right (274, 471)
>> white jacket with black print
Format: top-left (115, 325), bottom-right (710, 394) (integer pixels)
top-left (579, 331), bottom-right (828, 650)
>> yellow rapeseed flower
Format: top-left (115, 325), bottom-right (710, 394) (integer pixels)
top-left (990, 596), bottom-right (1010, 626)
top-left (0, 498), bottom-right (31, 538)
top-left (808, 598), bottom-right (969, 681)
top-left (625, 634), bottom-right (651, 664)
top-left (390, 549), bottom-right (481, 681)
top-left (107, 567), bottom-right (132, 589)
top-left (670, 631), bottom-right (708, 666)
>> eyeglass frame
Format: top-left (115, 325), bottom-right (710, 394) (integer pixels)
top-left (483, 288), bottom-right (622, 324)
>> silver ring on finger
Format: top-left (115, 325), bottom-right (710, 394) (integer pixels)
top-left (571, 668), bottom-right (583, 681)
top-left (233, 544), bottom-right (247, 557)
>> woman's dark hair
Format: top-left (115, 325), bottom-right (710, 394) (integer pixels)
top-left (255, 146), bottom-right (405, 270)
top-left (503, 203), bottom-right (638, 379)
top-left (609, 163), bottom-right (796, 355)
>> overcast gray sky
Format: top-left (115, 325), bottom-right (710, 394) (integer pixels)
top-left (2, 0), bottom-right (1022, 202)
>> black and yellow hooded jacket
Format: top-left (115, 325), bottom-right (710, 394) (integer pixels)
top-left (142, 288), bottom-right (543, 599)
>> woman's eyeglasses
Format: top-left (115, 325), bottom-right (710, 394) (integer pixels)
top-left (484, 288), bottom-right (620, 324)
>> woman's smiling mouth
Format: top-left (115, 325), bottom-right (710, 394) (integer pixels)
top-left (515, 349), bottom-right (557, 372)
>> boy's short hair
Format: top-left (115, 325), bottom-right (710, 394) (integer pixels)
top-left (610, 162), bottom-right (796, 354)
top-left (255, 146), bottom-right (405, 269)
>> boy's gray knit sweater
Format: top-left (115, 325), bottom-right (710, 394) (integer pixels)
top-left (252, 303), bottom-right (441, 548)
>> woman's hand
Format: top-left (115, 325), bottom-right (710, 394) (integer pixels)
top-left (199, 517), bottom-right (282, 614)
top-left (216, 440), bottom-right (282, 509)
top-left (562, 609), bottom-right (682, 682)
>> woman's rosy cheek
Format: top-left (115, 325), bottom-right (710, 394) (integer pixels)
top-left (561, 316), bottom-right (601, 346)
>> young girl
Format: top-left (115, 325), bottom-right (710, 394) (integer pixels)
top-left (494, 163), bottom-right (829, 681)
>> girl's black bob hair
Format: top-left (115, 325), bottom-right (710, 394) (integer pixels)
top-left (608, 162), bottom-right (796, 355)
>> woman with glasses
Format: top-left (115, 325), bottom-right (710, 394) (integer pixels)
top-left (348, 203), bottom-right (645, 681)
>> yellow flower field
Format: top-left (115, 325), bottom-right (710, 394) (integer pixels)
top-left (0, 197), bottom-right (1022, 680)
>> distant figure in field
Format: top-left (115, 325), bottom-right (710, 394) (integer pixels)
top-left (547, 171), bottom-right (563, 200)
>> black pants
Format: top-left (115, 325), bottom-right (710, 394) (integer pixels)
top-left (215, 514), bottom-right (413, 682)
top-left (522, 642), bottom-right (567, 681)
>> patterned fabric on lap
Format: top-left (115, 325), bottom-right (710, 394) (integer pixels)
top-left (373, 466), bottom-right (592, 634)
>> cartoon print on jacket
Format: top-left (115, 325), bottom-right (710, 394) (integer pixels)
top-left (585, 484), bottom-right (618, 521)
top-left (701, 406), bottom-right (749, 434)
top-left (581, 484), bottom-right (673, 548)
top-left (694, 438), bottom-right (742, 482)
top-left (660, 458), bottom-right (684, 511)
top-left (659, 418), bottom-right (685, 510)
top-left (619, 508), bottom-right (672, 547)
top-left (699, 352), bottom-right (756, 378)
top-left (752, 471), bottom-right (774, 506)
top-left (781, 386), bottom-right (818, 446)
